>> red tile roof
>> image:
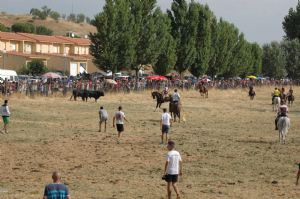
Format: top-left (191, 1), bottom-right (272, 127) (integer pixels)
top-left (56, 36), bottom-right (91, 46)
top-left (17, 33), bottom-right (73, 44)
top-left (0, 31), bottom-right (35, 42)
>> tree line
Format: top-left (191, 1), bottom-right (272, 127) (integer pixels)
top-left (90, 0), bottom-right (300, 80)
top-left (90, 0), bottom-right (263, 79)
top-left (0, 22), bottom-right (53, 36)
top-left (29, 6), bottom-right (91, 24)
top-left (262, 1), bottom-right (300, 79)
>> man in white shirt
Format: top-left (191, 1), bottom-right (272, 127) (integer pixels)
top-left (113, 106), bottom-right (128, 144)
top-left (1, 100), bottom-right (10, 134)
top-left (163, 141), bottom-right (182, 199)
top-left (172, 89), bottom-right (180, 103)
top-left (160, 108), bottom-right (172, 144)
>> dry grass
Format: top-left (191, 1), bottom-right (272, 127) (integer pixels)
top-left (0, 14), bottom-right (96, 37)
top-left (1, 87), bottom-right (300, 199)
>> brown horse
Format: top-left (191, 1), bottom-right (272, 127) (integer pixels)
top-left (151, 91), bottom-right (171, 111)
top-left (287, 89), bottom-right (295, 107)
top-left (169, 98), bottom-right (181, 122)
top-left (248, 87), bottom-right (256, 100)
top-left (198, 84), bottom-right (208, 98)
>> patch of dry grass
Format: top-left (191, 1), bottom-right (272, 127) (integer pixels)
top-left (1, 87), bottom-right (300, 198)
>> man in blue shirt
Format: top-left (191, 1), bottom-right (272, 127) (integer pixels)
top-left (43, 171), bottom-right (71, 199)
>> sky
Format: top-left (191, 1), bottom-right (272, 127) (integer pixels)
top-left (0, 0), bottom-right (298, 44)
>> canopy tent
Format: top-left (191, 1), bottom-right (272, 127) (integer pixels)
top-left (42, 72), bottom-right (62, 79)
top-left (146, 75), bottom-right (168, 81)
top-left (247, 75), bottom-right (257, 79)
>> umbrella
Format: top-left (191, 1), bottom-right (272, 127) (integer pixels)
top-left (247, 75), bottom-right (257, 79)
top-left (146, 76), bottom-right (168, 81)
top-left (42, 72), bottom-right (62, 79)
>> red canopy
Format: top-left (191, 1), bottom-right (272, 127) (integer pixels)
top-left (146, 75), bottom-right (168, 81)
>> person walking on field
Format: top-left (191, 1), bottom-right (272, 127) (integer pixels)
top-left (1, 100), bottom-right (10, 134)
top-left (43, 171), bottom-right (71, 199)
top-left (113, 106), bottom-right (128, 144)
top-left (160, 108), bottom-right (172, 144)
top-left (99, 106), bottom-right (108, 132)
top-left (163, 141), bottom-right (182, 199)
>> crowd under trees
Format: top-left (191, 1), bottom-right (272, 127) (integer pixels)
top-left (90, 0), bottom-right (300, 80)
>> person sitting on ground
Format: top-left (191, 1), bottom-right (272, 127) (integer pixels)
top-left (43, 171), bottom-right (71, 199)
top-left (99, 106), bottom-right (108, 132)
top-left (275, 100), bottom-right (288, 130)
top-left (172, 89), bottom-right (180, 104)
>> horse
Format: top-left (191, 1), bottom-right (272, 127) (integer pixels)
top-left (151, 91), bottom-right (171, 111)
top-left (248, 87), bottom-right (256, 100)
top-left (273, 96), bottom-right (281, 111)
top-left (198, 84), bottom-right (208, 98)
top-left (169, 100), bottom-right (181, 122)
top-left (287, 89), bottom-right (295, 107)
top-left (277, 116), bottom-right (290, 144)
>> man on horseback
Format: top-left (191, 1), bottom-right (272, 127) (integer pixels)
top-left (272, 87), bottom-right (281, 104)
top-left (162, 86), bottom-right (169, 99)
top-left (275, 100), bottom-right (288, 130)
top-left (172, 89), bottom-right (180, 104)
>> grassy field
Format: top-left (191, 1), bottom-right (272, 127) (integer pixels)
top-left (1, 87), bottom-right (300, 199)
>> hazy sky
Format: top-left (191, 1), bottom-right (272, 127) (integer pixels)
top-left (0, 0), bottom-right (298, 44)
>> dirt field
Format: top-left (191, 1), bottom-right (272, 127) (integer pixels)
top-left (1, 87), bottom-right (300, 199)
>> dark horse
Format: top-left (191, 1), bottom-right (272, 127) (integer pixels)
top-left (151, 91), bottom-right (171, 111)
top-left (169, 99), bottom-right (181, 122)
top-left (198, 84), bottom-right (208, 98)
top-left (287, 88), bottom-right (295, 107)
top-left (248, 87), bottom-right (256, 100)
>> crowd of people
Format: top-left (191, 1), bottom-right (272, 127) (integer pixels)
top-left (1, 76), bottom-right (300, 97)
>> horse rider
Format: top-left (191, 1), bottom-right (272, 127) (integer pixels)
top-left (172, 89), bottom-right (181, 104)
top-left (275, 100), bottom-right (288, 130)
top-left (162, 86), bottom-right (169, 99)
top-left (272, 87), bottom-right (281, 104)
top-left (281, 87), bottom-right (287, 100)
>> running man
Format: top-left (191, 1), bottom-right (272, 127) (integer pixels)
top-left (99, 106), bottom-right (108, 132)
top-left (160, 108), bottom-right (172, 144)
top-left (1, 100), bottom-right (10, 134)
top-left (163, 141), bottom-right (182, 199)
top-left (113, 106), bottom-right (128, 143)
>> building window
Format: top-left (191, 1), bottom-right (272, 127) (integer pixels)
top-left (25, 44), bottom-right (32, 53)
top-left (10, 43), bottom-right (16, 51)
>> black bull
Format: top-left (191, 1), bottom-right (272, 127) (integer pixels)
top-left (71, 89), bottom-right (105, 102)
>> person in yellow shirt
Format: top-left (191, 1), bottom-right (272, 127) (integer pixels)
top-left (272, 87), bottom-right (281, 104)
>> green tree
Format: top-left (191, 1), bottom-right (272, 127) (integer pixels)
top-left (190, 3), bottom-right (213, 78)
top-left (168, 0), bottom-right (197, 77)
top-left (90, 0), bottom-right (123, 73)
top-left (152, 11), bottom-right (177, 75)
top-left (30, 8), bottom-right (47, 20)
top-left (11, 23), bottom-right (35, 33)
top-left (262, 42), bottom-right (286, 78)
top-left (67, 14), bottom-right (76, 22)
top-left (128, 0), bottom-right (162, 81)
top-left (36, 26), bottom-right (53, 35)
top-left (41, 6), bottom-right (51, 17)
top-left (50, 11), bottom-right (60, 21)
top-left (76, 14), bottom-right (86, 23)
top-left (0, 23), bottom-right (10, 32)
top-left (283, 1), bottom-right (300, 40)
top-left (27, 60), bottom-right (48, 75)
top-left (281, 39), bottom-right (300, 79)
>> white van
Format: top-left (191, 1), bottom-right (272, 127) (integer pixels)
top-left (0, 69), bottom-right (18, 82)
